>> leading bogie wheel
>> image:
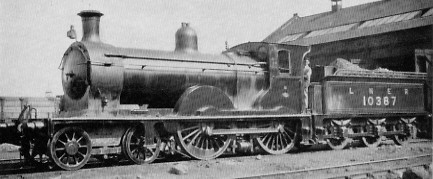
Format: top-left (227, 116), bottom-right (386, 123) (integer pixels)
top-left (122, 126), bottom-right (161, 164)
top-left (49, 127), bottom-right (92, 171)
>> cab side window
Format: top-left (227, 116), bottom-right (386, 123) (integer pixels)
top-left (278, 50), bottom-right (291, 74)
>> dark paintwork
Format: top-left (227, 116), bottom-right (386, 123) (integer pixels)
top-left (6, 10), bottom-right (432, 171)
top-left (323, 81), bottom-right (425, 114)
top-left (175, 22), bottom-right (198, 52)
top-left (60, 11), bottom-right (308, 117)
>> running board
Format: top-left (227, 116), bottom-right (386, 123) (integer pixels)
top-left (212, 128), bottom-right (278, 135)
top-left (322, 131), bottom-right (406, 139)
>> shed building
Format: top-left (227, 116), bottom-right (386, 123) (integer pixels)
top-left (263, 0), bottom-right (433, 72)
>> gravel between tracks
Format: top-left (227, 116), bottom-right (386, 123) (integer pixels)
top-left (3, 141), bottom-right (432, 179)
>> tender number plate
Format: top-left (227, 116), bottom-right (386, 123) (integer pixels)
top-left (362, 96), bottom-right (396, 106)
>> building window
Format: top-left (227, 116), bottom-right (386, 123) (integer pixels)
top-left (303, 23), bottom-right (357, 38)
top-left (422, 8), bottom-right (433, 17)
top-left (359, 10), bottom-right (421, 29)
top-left (277, 33), bottom-right (304, 43)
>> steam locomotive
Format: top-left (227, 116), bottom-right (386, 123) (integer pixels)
top-left (2, 10), bottom-right (430, 171)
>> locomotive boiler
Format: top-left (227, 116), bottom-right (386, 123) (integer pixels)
top-left (61, 11), bottom-right (306, 117)
top-left (12, 10), bottom-right (430, 171)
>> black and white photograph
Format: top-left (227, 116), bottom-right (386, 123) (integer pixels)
top-left (0, 0), bottom-right (432, 178)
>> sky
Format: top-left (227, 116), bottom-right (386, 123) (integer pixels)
top-left (0, 0), bottom-right (379, 97)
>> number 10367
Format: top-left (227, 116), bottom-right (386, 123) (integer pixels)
top-left (362, 96), bottom-right (396, 106)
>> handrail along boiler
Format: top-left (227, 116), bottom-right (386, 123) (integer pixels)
top-left (13, 10), bottom-right (431, 170)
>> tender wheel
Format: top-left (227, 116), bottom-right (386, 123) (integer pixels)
top-left (49, 127), bottom-right (91, 171)
top-left (255, 122), bottom-right (297, 155)
top-left (361, 136), bottom-right (381, 148)
top-left (326, 137), bottom-right (349, 150)
top-left (392, 123), bottom-right (410, 145)
top-left (392, 135), bottom-right (409, 145)
top-left (122, 126), bottom-right (161, 164)
top-left (176, 122), bottom-right (232, 160)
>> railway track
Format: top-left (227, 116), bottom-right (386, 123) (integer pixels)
top-left (238, 154), bottom-right (432, 179)
top-left (0, 157), bottom-right (131, 175)
top-left (0, 139), bottom-right (430, 176)
top-left (409, 139), bottom-right (432, 143)
top-left (0, 158), bottom-right (22, 164)
top-left (0, 158), bottom-right (37, 174)
top-left (0, 154), bottom-right (188, 175)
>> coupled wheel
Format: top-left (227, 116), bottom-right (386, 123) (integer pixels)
top-left (176, 123), bottom-right (232, 160)
top-left (122, 126), bottom-right (161, 164)
top-left (361, 136), bottom-right (381, 148)
top-left (326, 137), bottom-right (349, 150)
top-left (255, 122), bottom-right (297, 155)
top-left (49, 127), bottom-right (91, 171)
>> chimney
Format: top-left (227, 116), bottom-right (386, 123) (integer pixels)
top-left (175, 23), bottom-right (198, 53)
top-left (331, 0), bottom-right (342, 12)
top-left (77, 10), bottom-right (104, 42)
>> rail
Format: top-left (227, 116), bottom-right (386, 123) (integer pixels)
top-left (0, 139), bottom-right (430, 175)
top-left (237, 154), bottom-right (432, 179)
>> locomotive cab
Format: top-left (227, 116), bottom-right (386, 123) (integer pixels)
top-left (228, 43), bottom-right (309, 113)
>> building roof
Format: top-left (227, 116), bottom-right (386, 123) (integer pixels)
top-left (263, 0), bottom-right (433, 46)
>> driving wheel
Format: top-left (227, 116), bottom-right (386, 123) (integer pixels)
top-left (176, 122), bottom-right (232, 160)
